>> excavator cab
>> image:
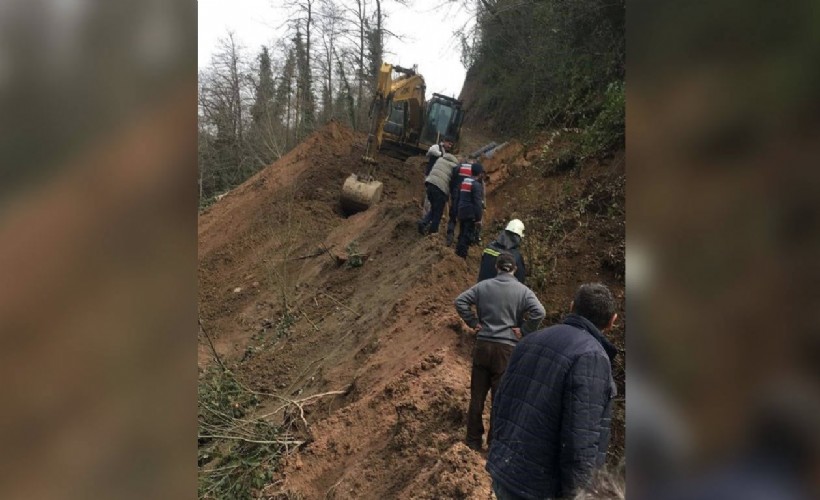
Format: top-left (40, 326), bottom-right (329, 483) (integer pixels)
top-left (420, 94), bottom-right (465, 152)
top-left (383, 100), bottom-right (422, 146)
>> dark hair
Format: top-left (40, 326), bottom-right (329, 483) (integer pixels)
top-left (573, 283), bottom-right (616, 329)
top-left (471, 162), bottom-right (484, 176)
top-left (496, 252), bottom-right (516, 273)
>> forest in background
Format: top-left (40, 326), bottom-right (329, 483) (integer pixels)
top-left (197, 0), bottom-right (625, 204)
top-left (460, 0), bottom-right (624, 155)
top-left (198, 0), bottom-right (389, 205)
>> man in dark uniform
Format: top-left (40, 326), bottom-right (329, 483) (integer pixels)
top-left (455, 163), bottom-right (485, 258)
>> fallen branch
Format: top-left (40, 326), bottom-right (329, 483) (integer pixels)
top-left (297, 307), bottom-right (321, 332)
top-left (199, 318), bottom-right (227, 373)
top-left (325, 476), bottom-right (345, 499)
top-left (317, 290), bottom-right (361, 317)
top-left (296, 390), bottom-right (348, 405)
top-left (320, 242), bottom-right (340, 266)
top-left (198, 434), bottom-right (305, 446)
top-left (290, 245), bottom-right (336, 261)
top-left (258, 388), bottom-right (350, 421)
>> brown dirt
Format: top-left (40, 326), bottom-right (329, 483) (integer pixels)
top-left (198, 120), bottom-right (625, 498)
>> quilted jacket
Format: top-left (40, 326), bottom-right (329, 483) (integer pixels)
top-left (486, 314), bottom-right (618, 499)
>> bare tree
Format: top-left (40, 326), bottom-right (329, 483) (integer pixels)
top-left (285, 0), bottom-right (318, 138)
top-left (198, 33), bottom-right (251, 199)
top-left (317, 0), bottom-right (345, 123)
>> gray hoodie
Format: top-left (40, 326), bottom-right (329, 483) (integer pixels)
top-left (454, 273), bottom-right (546, 347)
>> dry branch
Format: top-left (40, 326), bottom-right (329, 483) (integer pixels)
top-left (298, 307), bottom-right (321, 331)
top-left (198, 434), bottom-right (305, 446)
top-left (289, 244), bottom-right (336, 261)
top-left (199, 317), bottom-right (227, 372)
top-left (317, 289), bottom-right (361, 317)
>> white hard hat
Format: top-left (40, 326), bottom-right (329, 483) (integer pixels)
top-left (505, 219), bottom-right (525, 237)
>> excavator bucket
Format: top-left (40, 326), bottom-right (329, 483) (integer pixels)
top-left (340, 61), bottom-right (446, 214)
top-left (340, 174), bottom-right (383, 214)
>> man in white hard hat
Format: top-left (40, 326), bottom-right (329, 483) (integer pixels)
top-left (477, 219), bottom-right (527, 284)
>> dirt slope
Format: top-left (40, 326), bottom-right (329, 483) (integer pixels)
top-left (198, 120), bottom-right (625, 499)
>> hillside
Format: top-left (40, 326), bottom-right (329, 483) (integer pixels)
top-left (197, 120), bottom-right (624, 498)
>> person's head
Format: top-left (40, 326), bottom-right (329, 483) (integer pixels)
top-left (443, 136), bottom-right (455, 149)
top-left (471, 162), bottom-right (484, 180)
top-left (496, 252), bottom-right (516, 274)
top-left (505, 219), bottom-right (525, 238)
top-left (571, 283), bottom-right (617, 331)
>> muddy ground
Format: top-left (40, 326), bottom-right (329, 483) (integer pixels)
top-left (198, 120), bottom-right (625, 498)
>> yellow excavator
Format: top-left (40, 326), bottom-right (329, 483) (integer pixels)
top-left (340, 62), bottom-right (465, 213)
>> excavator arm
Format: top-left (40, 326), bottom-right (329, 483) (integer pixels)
top-left (362, 63), bottom-right (426, 164)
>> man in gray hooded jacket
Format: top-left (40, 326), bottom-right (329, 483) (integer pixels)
top-left (454, 252), bottom-right (546, 451)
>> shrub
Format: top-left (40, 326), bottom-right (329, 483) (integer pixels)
top-left (581, 81), bottom-right (625, 157)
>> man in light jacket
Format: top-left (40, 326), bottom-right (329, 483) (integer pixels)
top-left (418, 152), bottom-right (458, 235)
top-left (454, 252), bottom-right (546, 451)
top-left (425, 136), bottom-right (454, 175)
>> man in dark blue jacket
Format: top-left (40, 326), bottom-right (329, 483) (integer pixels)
top-left (487, 283), bottom-right (619, 500)
top-left (455, 163), bottom-right (485, 258)
top-left (446, 161), bottom-right (478, 246)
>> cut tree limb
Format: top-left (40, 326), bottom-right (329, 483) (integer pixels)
top-left (317, 289), bottom-right (362, 317)
top-left (290, 244), bottom-right (336, 261)
top-left (198, 434), bottom-right (305, 446)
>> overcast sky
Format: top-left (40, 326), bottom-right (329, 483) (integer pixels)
top-left (198, 0), bottom-right (474, 98)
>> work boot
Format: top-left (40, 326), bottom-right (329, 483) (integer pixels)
top-left (417, 221), bottom-right (426, 235)
top-left (465, 439), bottom-right (483, 451)
top-left (445, 232), bottom-right (454, 246)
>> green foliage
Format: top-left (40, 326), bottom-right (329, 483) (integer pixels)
top-left (465, 0), bottom-right (624, 146)
top-left (549, 148), bottom-right (578, 175)
top-left (579, 81), bottom-right (625, 157)
top-left (245, 311), bottom-right (297, 361)
top-left (251, 47), bottom-right (276, 125)
top-left (198, 367), bottom-right (284, 499)
top-left (345, 240), bottom-right (364, 268)
top-left (276, 311), bottom-right (296, 339)
top-left (198, 367), bottom-right (258, 428)
top-left (520, 170), bottom-right (624, 296)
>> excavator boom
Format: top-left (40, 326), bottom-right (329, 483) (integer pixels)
top-left (362, 63), bottom-right (426, 163)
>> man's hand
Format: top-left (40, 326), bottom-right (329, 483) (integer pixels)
top-left (472, 324), bottom-right (481, 334)
top-left (512, 327), bottom-right (522, 339)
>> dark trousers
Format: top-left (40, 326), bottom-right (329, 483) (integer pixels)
top-left (466, 340), bottom-right (514, 449)
top-left (446, 191), bottom-right (459, 241)
top-left (456, 218), bottom-right (476, 258)
top-left (446, 218), bottom-right (457, 245)
top-left (421, 183), bottom-right (448, 233)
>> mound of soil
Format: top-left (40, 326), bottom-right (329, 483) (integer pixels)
top-left (198, 120), bottom-right (625, 498)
